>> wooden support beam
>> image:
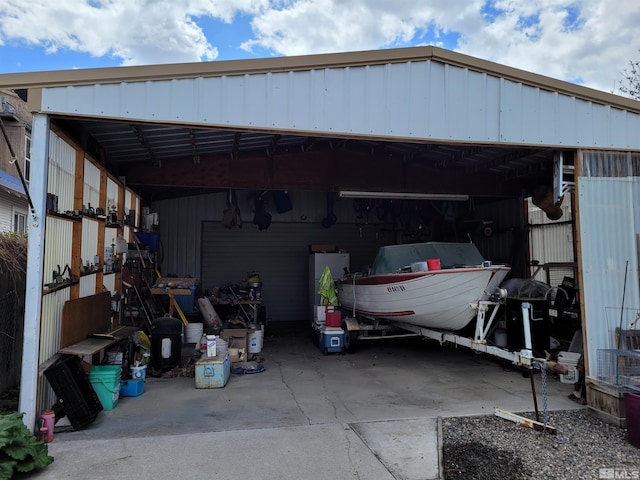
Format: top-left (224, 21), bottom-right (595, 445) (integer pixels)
top-left (494, 408), bottom-right (556, 434)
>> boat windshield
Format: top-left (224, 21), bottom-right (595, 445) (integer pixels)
top-left (371, 242), bottom-right (486, 274)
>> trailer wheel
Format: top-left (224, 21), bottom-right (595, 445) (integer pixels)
top-left (343, 322), bottom-right (359, 353)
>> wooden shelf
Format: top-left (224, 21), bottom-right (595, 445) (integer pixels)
top-left (43, 280), bottom-right (79, 295)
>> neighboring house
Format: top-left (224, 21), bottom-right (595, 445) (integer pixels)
top-left (0, 89), bottom-right (31, 233)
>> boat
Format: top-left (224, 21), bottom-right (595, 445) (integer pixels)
top-left (335, 242), bottom-right (510, 331)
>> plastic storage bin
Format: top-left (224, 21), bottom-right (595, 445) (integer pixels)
top-left (120, 378), bottom-right (145, 397)
top-left (174, 286), bottom-right (196, 312)
top-left (195, 353), bottom-right (230, 388)
top-left (44, 355), bottom-right (103, 430)
top-left (151, 316), bottom-right (183, 370)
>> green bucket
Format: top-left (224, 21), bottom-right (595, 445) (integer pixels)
top-left (89, 365), bottom-right (121, 410)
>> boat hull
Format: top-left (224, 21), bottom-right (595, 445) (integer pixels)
top-left (336, 266), bottom-right (510, 331)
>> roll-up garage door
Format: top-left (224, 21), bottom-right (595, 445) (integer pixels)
top-left (201, 222), bottom-right (385, 324)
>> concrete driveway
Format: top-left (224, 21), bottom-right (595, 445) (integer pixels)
top-left (30, 329), bottom-right (580, 480)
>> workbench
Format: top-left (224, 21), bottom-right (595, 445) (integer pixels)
top-left (213, 300), bottom-right (262, 323)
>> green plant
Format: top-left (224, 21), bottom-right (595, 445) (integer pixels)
top-left (0, 413), bottom-right (53, 478)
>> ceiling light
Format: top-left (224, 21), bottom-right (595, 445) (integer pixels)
top-left (338, 191), bottom-right (469, 201)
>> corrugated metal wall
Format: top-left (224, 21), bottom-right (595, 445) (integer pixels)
top-left (578, 157), bottom-right (640, 376)
top-left (155, 191), bottom-right (525, 323)
top-left (47, 131), bottom-right (75, 213)
top-left (83, 159), bottom-right (100, 211)
top-left (201, 222), bottom-right (388, 323)
top-left (37, 288), bottom-right (69, 414)
top-left (528, 194), bottom-right (575, 284)
top-left (41, 59), bottom-right (640, 149)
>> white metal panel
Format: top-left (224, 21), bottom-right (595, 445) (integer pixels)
top-left (578, 177), bottom-right (640, 376)
top-left (106, 178), bottom-right (118, 212)
top-left (37, 289), bottom-right (70, 425)
top-left (81, 217), bottom-right (98, 269)
top-left (47, 131), bottom-right (75, 213)
top-left (44, 216), bottom-right (73, 286)
top-left (83, 159), bottom-right (100, 210)
top-left (79, 275), bottom-right (96, 297)
top-left (40, 59), bottom-right (640, 150)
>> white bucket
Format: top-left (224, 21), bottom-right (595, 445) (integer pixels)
top-left (248, 328), bottom-right (264, 354)
top-left (494, 328), bottom-right (507, 348)
top-left (130, 365), bottom-right (147, 381)
top-left (216, 338), bottom-right (228, 358)
top-left (185, 322), bottom-right (204, 344)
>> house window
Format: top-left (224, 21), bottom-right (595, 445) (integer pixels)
top-left (13, 209), bottom-right (27, 234)
top-left (24, 133), bottom-right (31, 185)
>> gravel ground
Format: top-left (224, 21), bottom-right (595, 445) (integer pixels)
top-left (443, 408), bottom-right (640, 480)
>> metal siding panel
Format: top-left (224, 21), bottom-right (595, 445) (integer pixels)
top-left (445, 65), bottom-right (469, 139)
top-left (246, 74), bottom-right (268, 127)
top-left (81, 217), bottom-right (98, 270)
top-left (83, 159), bottom-right (100, 209)
top-left (499, 80), bottom-right (522, 143)
top-left (79, 275), bottom-right (97, 297)
top-left (575, 99), bottom-right (593, 147)
top-left (324, 67), bottom-right (349, 133)
top-left (387, 63), bottom-right (410, 136)
top-left (121, 82), bottom-right (148, 119)
top-left (466, 71), bottom-right (488, 141)
top-left (201, 221), bottom-right (386, 322)
top-left (47, 132), bottom-right (75, 213)
top-left (557, 95), bottom-right (576, 145)
top-left (538, 90), bottom-right (558, 145)
top-left (40, 62), bottom-right (640, 149)
top-left (348, 66), bottom-right (369, 134)
top-left (44, 217), bottom-right (73, 286)
top-left (268, 71), bottom-right (292, 128)
top-left (407, 61), bottom-right (429, 137)
top-left (520, 87), bottom-right (540, 144)
top-left (591, 105), bottom-right (610, 147)
top-left (610, 108), bottom-right (628, 148)
top-left (427, 61), bottom-right (447, 139)
top-left (106, 178), bottom-right (118, 211)
top-left (220, 76), bottom-right (245, 126)
top-left (38, 290), bottom-right (70, 417)
top-left (578, 177), bottom-right (640, 376)
top-left (92, 83), bottom-right (122, 117)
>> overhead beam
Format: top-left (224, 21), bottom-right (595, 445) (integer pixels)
top-left (120, 147), bottom-right (526, 197)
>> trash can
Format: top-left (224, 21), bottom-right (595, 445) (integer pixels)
top-left (151, 316), bottom-right (183, 371)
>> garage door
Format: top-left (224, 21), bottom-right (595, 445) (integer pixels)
top-left (201, 221), bottom-right (385, 323)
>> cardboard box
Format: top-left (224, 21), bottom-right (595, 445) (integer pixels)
top-left (195, 354), bottom-right (230, 388)
top-left (221, 328), bottom-right (248, 353)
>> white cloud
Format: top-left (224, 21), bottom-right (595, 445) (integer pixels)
top-left (240, 0), bottom-right (640, 93)
top-left (0, 0), bottom-right (268, 65)
top-left (0, 0), bottom-right (638, 93)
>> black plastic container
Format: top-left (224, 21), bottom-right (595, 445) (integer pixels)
top-left (151, 315), bottom-right (183, 370)
top-left (44, 355), bottom-right (103, 430)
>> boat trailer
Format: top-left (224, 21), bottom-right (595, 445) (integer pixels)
top-left (341, 295), bottom-right (563, 372)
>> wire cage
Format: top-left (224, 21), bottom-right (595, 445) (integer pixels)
top-left (596, 349), bottom-right (640, 390)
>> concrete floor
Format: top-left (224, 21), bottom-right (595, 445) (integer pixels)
top-left (31, 328), bottom-right (581, 480)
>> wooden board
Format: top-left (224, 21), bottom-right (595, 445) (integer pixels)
top-left (60, 291), bottom-right (112, 348)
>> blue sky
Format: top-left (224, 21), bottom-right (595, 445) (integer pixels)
top-left (0, 1), bottom-right (638, 95)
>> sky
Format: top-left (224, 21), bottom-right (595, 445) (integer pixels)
top-left (0, 0), bottom-right (639, 96)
